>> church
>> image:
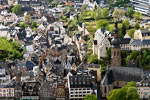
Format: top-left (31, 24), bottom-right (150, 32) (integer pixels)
top-left (100, 22), bottom-right (144, 98)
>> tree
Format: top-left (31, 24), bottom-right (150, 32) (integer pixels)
top-left (123, 19), bottom-right (130, 29)
top-left (134, 22), bottom-right (140, 29)
top-left (107, 0), bottom-right (115, 7)
top-left (96, 20), bottom-right (108, 29)
top-left (85, 94), bottom-right (97, 100)
top-left (87, 54), bottom-right (99, 64)
top-left (24, 14), bottom-right (32, 24)
top-left (31, 22), bottom-right (38, 28)
top-left (94, 7), bottom-right (101, 20)
top-left (11, 4), bottom-right (22, 15)
top-left (0, 38), bottom-right (24, 61)
top-left (112, 9), bottom-right (125, 21)
top-left (127, 29), bottom-right (135, 38)
top-left (126, 7), bottom-right (134, 18)
top-left (107, 82), bottom-right (140, 100)
top-left (118, 23), bottom-right (124, 38)
top-left (101, 8), bottom-right (109, 18)
top-left (19, 22), bottom-right (25, 28)
top-left (107, 24), bottom-right (115, 33)
top-left (133, 11), bottom-right (142, 21)
top-left (122, 19), bottom-right (130, 35)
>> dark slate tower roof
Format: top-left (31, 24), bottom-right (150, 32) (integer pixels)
top-left (111, 22), bottom-right (120, 48)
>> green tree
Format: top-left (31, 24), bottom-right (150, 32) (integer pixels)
top-left (85, 94), bottom-right (97, 100)
top-left (107, 82), bottom-right (140, 100)
top-left (118, 23), bottom-right (124, 38)
top-left (31, 22), bottom-right (38, 28)
top-left (133, 11), bottom-right (142, 21)
top-left (19, 22), bottom-right (25, 28)
top-left (108, 24), bottom-right (115, 33)
top-left (123, 19), bottom-right (130, 29)
top-left (11, 4), bottom-right (22, 15)
top-left (126, 7), bottom-right (134, 18)
top-left (0, 38), bottom-right (24, 61)
top-left (127, 28), bottom-right (135, 38)
top-left (101, 8), bottom-right (109, 18)
top-left (96, 20), bottom-right (108, 29)
top-left (126, 87), bottom-right (140, 100)
top-left (134, 22), bottom-right (140, 29)
top-left (87, 54), bottom-right (99, 64)
top-left (106, 0), bottom-right (115, 7)
top-left (94, 7), bottom-right (101, 20)
top-left (122, 19), bottom-right (130, 35)
top-left (112, 9), bottom-right (125, 21)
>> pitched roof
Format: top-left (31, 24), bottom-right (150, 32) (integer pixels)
top-left (101, 67), bottom-right (143, 85)
top-left (108, 38), bottom-right (131, 45)
top-left (131, 39), bottom-right (150, 46)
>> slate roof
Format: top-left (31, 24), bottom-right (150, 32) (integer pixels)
top-left (101, 67), bottom-right (143, 85)
top-left (26, 61), bottom-right (36, 70)
top-left (136, 71), bottom-right (150, 87)
top-left (141, 29), bottom-right (150, 36)
top-left (108, 38), bottom-right (131, 45)
top-left (131, 39), bottom-right (150, 46)
top-left (69, 75), bottom-right (95, 88)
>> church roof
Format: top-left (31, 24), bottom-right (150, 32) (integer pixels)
top-left (101, 67), bottom-right (143, 85)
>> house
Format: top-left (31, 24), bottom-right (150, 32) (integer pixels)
top-left (78, 63), bottom-right (102, 82)
top-left (21, 81), bottom-right (40, 100)
top-left (32, 14), bottom-right (42, 22)
top-left (108, 38), bottom-right (132, 50)
top-left (14, 82), bottom-right (22, 100)
top-left (130, 39), bottom-right (150, 50)
top-left (134, 29), bottom-right (150, 40)
top-left (21, 71), bottom-right (34, 81)
top-left (56, 79), bottom-right (66, 100)
top-left (136, 71), bottom-right (150, 99)
top-left (18, 0), bottom-right (31, 7)
top-left (93, 28), bottom-right (111, 58)
top-left (67, 0), bottom-right (84, 8)
top-left (0, 25), bottom-right (11, 39)
top-left (0, 69), bottom-right (11, 85)
top-left (3, 13), bottom-right (18, 25)
top-left (0, 0), bottom-right (8, 5)
top-left (131, 0), bottom-right (150, 16)
top-left (39, 81), bottom-right (57, 100)
top-left (0, 83), bottom-right (15, 100)
top-left (68, 70), bottom-right (97, 100)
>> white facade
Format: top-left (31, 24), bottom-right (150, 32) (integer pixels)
top-left (69, 88), bottom-right (97, 100)
top-left (93, 28), bottom-right (111, 59)
top-left (131, 0), bottom-right (150, 15)
top-left (137, 86), bottom-right (150, 99)
top-left (0, 88), bottom-right (14, 97)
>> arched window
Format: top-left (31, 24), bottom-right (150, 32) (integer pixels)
top-left (117, 51), bottom-right (119, 56)
top-left (114, 51), bottom-right (116, 56)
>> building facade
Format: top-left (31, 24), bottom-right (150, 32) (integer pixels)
top-left (131, 0), bottom-right (150, 16)
top-left (0, 87), bottom-right (14, 100)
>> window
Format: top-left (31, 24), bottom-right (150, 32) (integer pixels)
top-left (104, 86), bottom-right (107, 93)
top-left (117, 51), bottom-right (119, 56)
top-left (114, 51), bottom-right (116, 56)
top-left (117, 82), bottom-right (119, 87)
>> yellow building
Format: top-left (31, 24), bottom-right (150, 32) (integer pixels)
top-left (134, 29), bottom-right (150, 40)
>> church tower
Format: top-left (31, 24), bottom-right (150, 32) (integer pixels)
top-left (111, 22), bottom-right (121, 67)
